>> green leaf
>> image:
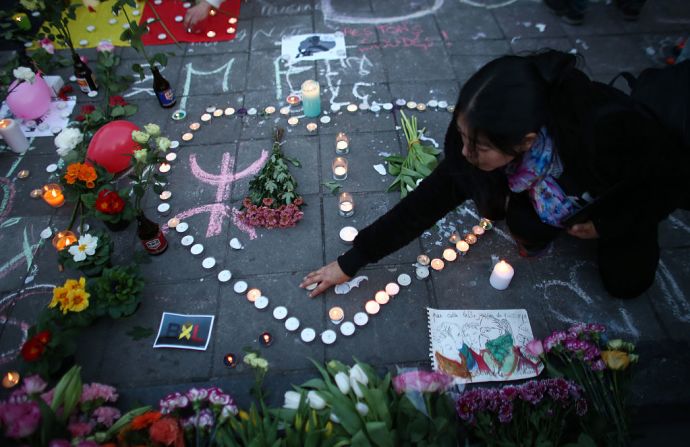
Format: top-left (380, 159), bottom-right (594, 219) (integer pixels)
top-left (322, 181), bottom-right (342, 195)
top-left (365, 421), bottom-right (392, 447)
top-left (126, 326), bottom-right (154, 341)
top-left (110, 106), bottom-right (125, 117)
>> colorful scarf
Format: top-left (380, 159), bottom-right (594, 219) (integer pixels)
top-left (506, 128), bottom-right (578, 228)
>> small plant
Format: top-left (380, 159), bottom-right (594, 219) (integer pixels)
top-left (89, 264), bottom-right (145, 319)
top-left (82, 185), bottom-right (136, 226)
top-left (19, 319), bottom-right (77, 378)
top-left (58, 231), bottom-right (113, 277)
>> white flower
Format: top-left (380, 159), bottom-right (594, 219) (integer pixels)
top-left (283, 391), bottom-right (301, 410)
top-left (349, 364), bottom-right (369, 386)
top-left (307, 391), bottom-right (326, 410)
top-left (13, 66), bottom-right (35, 83)
top-left (356, 402), bottom-right (369, 417)
top-left (68, 234), bottom-right (98, 262)
top-left (329, 412), bottom-right (340, 424)
top-left (350, 379), bottom-right (364, 399)
top-left (156, 137), bottom-right (171, 152)
top-left (54, 128), bottom-right (84, 157)
top-left (144, 123), bottom-right (161, 137)
top-left (133, 148), bottom-right (148, 163)
top-left (132, 130), bottom-right (150, 144)
top-left (334, 372), bottom-right (350, 394)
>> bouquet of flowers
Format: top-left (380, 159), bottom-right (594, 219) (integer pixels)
top-left (536, 322), bottom-right (638, 446)
top-left (128, 123), bottom-right (171, 214)
top-left (239, 128), bottom-right (305, 229)
top-left (57, 231), bottom-right (113, 277)
top-left (456, 378), bottom-right (588, 446)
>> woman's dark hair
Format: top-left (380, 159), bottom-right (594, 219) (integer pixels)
top-left (456, 50), bottom-right (579, 157)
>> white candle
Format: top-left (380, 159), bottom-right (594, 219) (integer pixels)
top-left (165, 152), bottom-right (177, 162)
top-left (456, 240), bottom-right (470, 255)
top-left (489, 260), bottom-right (514, 290)
top-left (202, 257), bottom-right (216, 269)
top-left (339, 226), bottom-right (358, 244)
top-left (340, 321), bottom-right (355, 336)
top-left (385, 282), bottom-right (400, 296)
top-left (472, 225), bottom-right (485, 236)
top-left (159, 190), bottom-right (172, 201)
top-left (273, 306), bottom-right (288, 320)
top-left (365, 300), bottom-right (380, 315)
top-left (246, 288), bottom-right (261, 302)
top-left (0, 119), bottom-right (29, 153)
top-left (217, 270), bottom-right (232, 282)
top-left (374, 290), bottom-right (390, 305)
top-left (285, 316), bottom-right (300, 331)
top-left (176, 222), bottom-right (189, 233)
top-left (181, 235), bottom-right (194, 247)
top-left (300, 327), bottom-right (316, 342)
top-left (442, 248), bottom-right (457, 262)
top-left (254, 296), bottom-right (269, 310)
top-left (415, 266), bottom-right (430, 280)
top-left (157, 203), bottom-right (171, 216)
top-left (338, 191), bottom-right (354, 217)
top-left (430, 258), bottom-right (445, 271)
top-left (321, 329), bottom-right (337, 345)
top-left (354, 312), bottom-right (369, 326)
top-left (233, 280), bottom-right (248, 294)
top-left (190, 243), bottom-right (204, 256)
top-left (397, 274), bottom-right (411, 287)
top-left (329, 306), bottom-right (344, 324)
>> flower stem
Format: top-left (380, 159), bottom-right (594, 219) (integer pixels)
top-left (67, 195), bottom-right (81, 230)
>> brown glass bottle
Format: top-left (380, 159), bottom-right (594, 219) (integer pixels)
top-left (72, 52), bottom-right (98, 94)
top-left (151, 66), bottom-right (176, 108)
top-left (137, 213), bottom-right (168, 255)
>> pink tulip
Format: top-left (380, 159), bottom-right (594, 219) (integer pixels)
top-left (393, 370), bottom-right (453, 394)
top-left (526, 339), bottom-right (544, 357)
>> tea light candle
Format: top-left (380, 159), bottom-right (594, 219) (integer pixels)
top-left (264, 106), bottom-right (276, 115)
top-left (417, 254), bottom-right (430, 266)
top-left (321, 329), bottom-right (337, 345)
top-left (273, 306), bottom-right (288, 320)
top-left (224, 107), bottom-right (235, 116)
top-left (329, 306), bottom-right (344, 324)
top-left (442, 248), bottom-right (457, 262)
top-left (202, 257), bottom-right (216, 269)
top-left (201, 113), bottom-right (212, 122)
top-left (285, 316), bottom-right (300, 331)
top-left (0, 119), bottom-right (29, 154)
top-left (301, 80), bottom-right (321, 117)
top-left (159, 190), bottom-right (172, 200)
top-left (300, 327), bottom-right (315, 342)
top-left (332, 157), bottom-right (348, 180)
top-left (472, 225), bottom-right (485, 236)
top-left (306, 122), bottom-right (318, 133)
top-left (165, 152), bottom-right (177, 162)
top-left (30, 188), bottom-right (42, 199)
top-left (2, 371), bottom-right (20, 388)
top-left (346, 103), bottom-right (358, 112)
top-left (42, 184), bottom-right (65, 207)
top-left (176, 222), bottom-right (189, 233)
top-left (218, 270), bottom-right (232, 282)
top-left (340, 321), bottom-right (355, 336)
top-left (259, 331), bottom-right (273, 346)
top-left (233, 280), bottom-right (248, 294)
top-left (397, 273), bottom-right (412, 287)
top-left (339, 226), bottom-right (358, 244)
top-left (172, 110), bottom-right (186, 120)
top-left (287, 117), bottom-right (299, 126)
top-left (254, 296), bottom-right (269, 310)
top-left (465, 234), bottom-right (478, 245)
top-left (338, 192), bottom-right (354, 217)
top-left (181, 235), bottom-right (194, 246)
top-left (167, 217), bottom-right (180, 228)
top-left (159, 163), bottom-right (171, 173)
top-left (365, 300), bottom-right (380, 315)
top-left (286, 94), bottom-right (301, 106)
top-left (189, 122), bottom-right (201, 130)
top-left (228, 17), bottom-right (238, 24)
top-left (279, 106), bottom-right (290, 116)
top-left (17, 169), bottom-right (29, 179)
top-left (190, 243), bottom-right (204, 256)
top-left (479, 218), bottom-right (493, 230)
top-left (223, 353), bottom-right (237, 367)
top-left (52, 230), bottom-right (77, 251)
top-left (335, 132), bottom-right (349, 154)
top-left (246, 288), bottom-right (261, 302)
top-left (207, 30), bottom-right (217, 38)
top-left (449, 232), bottom-right (460, 244)
top-left (374, 290), bottom-right (390, 305)
top-left (157, 203), bottom-right (171, 216)
top-left (354, 312), bottom-right (369, 326)
top-left (431, 258), bottom-right (445, 271)
top-left (489, 260), bottom-right (514, 290)
top-left (385, 282), bottom-right (400, 296)
top-left (182, 132), bottom-right (194, 141)
top-left (456, 240), bottom-right (470, 255)
top-left (415, 266), bottom-right (430, 280)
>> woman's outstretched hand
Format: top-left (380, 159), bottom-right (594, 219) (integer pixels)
top-left (300, 261), bottom-right (351, 298)
top-left (567, 220), bottom-right (599, 239)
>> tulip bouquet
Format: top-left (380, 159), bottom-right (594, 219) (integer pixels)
top-left (534, 322), bottom-right (638, 446)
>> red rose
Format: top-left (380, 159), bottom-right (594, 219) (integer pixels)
top-left (21, 338), bottom-right (45, 362)
top-left (57, 85), bottom-right (73, 101)
top-left (35, 330), bottom-right (51, 345)
top-left (81, 104), bottom-right (96, 115)
top-left (149, 417), bottom-right (183, 447)
top-left (109, 95), bottom-right (127, 107)
top-left (95, 190), bottom-right (125, 215)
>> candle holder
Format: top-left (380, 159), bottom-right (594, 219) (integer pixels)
top-left (472, 225), bottom-right (485, 236)
top-left (464, 233), bottom-right (478, 245)
top-left (2, 370), bottom-right (20, 388)
top-left (332, 157), bottom-right (348, 180)
top-left (259, 331), bottom-right (273, 346)
top-left (430, 258), bottom-right (445, 271)
top-left (223, 353), bottom-right (237, 368)
top-left (42, 184), bottom-right (65, 207)
top-left (335, 132), bottom-right (349, 154)
top-left (338, 192), bottom-right (355, 217)
top-left (329, 306), bottom-right (344, 325)
top-left (52, 230), bottom-right (77, 251)
top-left (479, 218), bottom-right (493, 230)
top-left (301, 80), bottom-right (321, 117)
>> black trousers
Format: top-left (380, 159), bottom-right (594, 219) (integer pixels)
top-left (478, 190), bottom-right (659, 299)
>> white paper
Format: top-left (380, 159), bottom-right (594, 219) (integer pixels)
top-left (334, 275), bottom-right (368, 295)
top-left (281, 33), bottom-right (346, 62)
top-left (0, 97), bottom-right (76, 138)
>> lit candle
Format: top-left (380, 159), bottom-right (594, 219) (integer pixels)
top-left (17, 169), bottom-right (29, 179)
top-left (157, 203), bottom-right (171, 216)
top-left (224, 107), bottom-right (235, 116)
top-left (159, 163), bottom-right (171, 173)
top-left (287, 117), bottom-right (299, 126)
top-left (346, 103), bottom-right (358, 112)
top-left (2, 371), bottom-right (20, 388)
top-left (189, 122), bottom-right (201, 130)
top-left (332, 157), bottom-right (348, 180)
top-left (329, 306), bottom-right (344, 324)
top-left (182, 132), bottom-right (194, 141)
top-left (12, 13), bottom-right (31, 31)
top-left (259, 331), bottom-right (273, 346)
top-left (228, 17), bottom-right (238, 24)
top-left (52, 230), bottom-right (77, 251)
top-left (338, 192), bottom-right (354, 217)
top-left (301, 80), bottom-right (321, 117)
top-left (0, 118), bottom-right (29, 154)
top-left (365, 300), bottom-right (380, 315)
top-left (42, 184), bottom-right (65, 207)
top-left (264, 106), bottom-right (276, 115)
top-left (159, 190), bottom-right (172, 201)
top-left (374, 290), bottom-right (390, 305)
top-left (246, 288), bottom-right (261, 302)
top-left (30, 188), bottom-right (42, 199)
top-left (456, 240), bottom-right (470, 255)
top-left (167, 217), bottom-right (180, 228)
top-left (385, 282), bottom-right (400, 296)
top-left (472, 225), bottom-right (485, 236)
top-left (207, 30), bottom-right (217, 38)
top-left (223, 353), bottom-right (237, 368)
top-left (306, 122), bottom-right (318, 133)
top-left (279, 106), bottom-right (290, 116)
top-left (200, 113), bottom-right (212, 122)
top-left (286, 94), bottom-right (301, 106)
top-left (431, 258), bottom-right (445, 271)
top-left (226, 27), bottom-right (236, 34)
top-left (442, 248), bottom-right (457, 262)
top-left (449, 232), bottom-right (460, 244)
top-left (415, 266), bottom-right (430, 280)
top-left (339, 226), bottom-right (358, 244)
top-left (479, 218), bottom-right (493, 230)
top-left (335, 132), bottom-right (349, 154)
top-left (417, 254), bottom-right (430, 266)
top-left (165, 152), bottom-right (177, 162)
top-left (489, 260), bottom-right (514, 290)
top-left (465, 234), bottom-right (478, 245)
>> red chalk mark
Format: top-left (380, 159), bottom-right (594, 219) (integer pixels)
top-left (358, 21), bottom-right (434, 52)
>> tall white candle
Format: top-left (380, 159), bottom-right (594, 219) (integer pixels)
top-left (489, 260), bottom-right (514, 290)
top-left (0, 119), bottom-right (29, 153)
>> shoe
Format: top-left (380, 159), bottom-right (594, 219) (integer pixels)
top-left (544, 0), bottom-right (585, 26)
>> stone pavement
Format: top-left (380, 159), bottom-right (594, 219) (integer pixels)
top-left (1, 0), bottom-right (689, 440)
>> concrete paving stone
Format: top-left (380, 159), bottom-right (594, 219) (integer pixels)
top-left (559, 3), bottom-right (626, 37)
top-left (74, 318), bottom-right (112, 380)
top-left (213, 270), bottom-right (325, 374)
top-left (658, 210), bottom-right (690, 249)
top-left (323, 266), bottom-right (433, 366)
top-left (178, 53), bottom-right (249, 95)
top-left (185, 29), bottom-right (251, 55)
top-left (619, 0), bottom-right (690, 34)
top-left (319, 130), bottom-right (400, 194)
top-left (387, 80), bottom-right (460, 140)
top-left (0, 155), bottom-right (65, 218)
top-left (318, 86), bottom-right (398, 134)
top-left (446, 38), bottom-right (512, 56)
top-left (245, 49), bottom-right (316, 95)
top-left (434, 3), bottom-right (505, 41)
top-left (646, 249), bottom-right (690, 342)
top-left (315, 4), bottom-right (379, 46)
top-left (634, 33), bottom-right (688, 67)
top-left (491, 0), bottom-right (567, 39)
top-left (510, 36), bottom-right (577, 55)
top-left (449, 53), bottom-right (501, 84)
top-left (381, 45), bottom-right (456, 82)
top-left (574, 34), bottom-right (652, 75)
top-left (323, 191), bottom-right (421, 267)
top-left (164, 94), bottom-right (244, 145)
top-left (250, 15), bottom-right (314, 51)
top-left (629, 339), bottom-right (690, 407)
top-left (316, 45), bottom-right (387, 85)
top-left (100, 280), bottom-right (220, 387)
top-left (120, 57), bottom-right (185, 100)
top-left (21, 131), bottom-right (60, 156)
top-left (238, 90), bottom-right (295, 140)
top-left (120, 44), bottom-right (184, 61)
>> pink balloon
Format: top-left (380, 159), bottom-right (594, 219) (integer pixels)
top-left (6, 75), bottom-right (52, 120)
top-left (87, 120), bottom-right (141, 173)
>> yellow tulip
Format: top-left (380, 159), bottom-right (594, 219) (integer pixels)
top-left (601, 350), bottom-right (630, 371)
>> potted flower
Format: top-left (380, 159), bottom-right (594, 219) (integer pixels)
top-left (44, 277), bottom-right (101, 329)
top-left (58, 231), bottom-right (113, 277)
top-left (19, 319), bottom-right (78, 379)
top-left (81, 185), bottom-right (136, 231)
top-left (89, 264), bottom-right (145, 319)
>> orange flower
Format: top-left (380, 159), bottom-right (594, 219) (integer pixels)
top-left (149, 417), bottom-right (184, 447)
top-left (86, 181), bottom-right (95, 189)
top-left (131, 411), bottom-right (162, 430)
top-left (78, 164), bottom-right (97, 182)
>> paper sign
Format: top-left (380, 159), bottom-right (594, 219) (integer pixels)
top-left (153, 312), bottom-right (215, 351)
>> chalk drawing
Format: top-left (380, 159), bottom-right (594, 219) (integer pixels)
top-left (0, 284), bottom-right (54, 365)
top-left (123, 63), bottom-right (173, 99)
top-left (321, 0), bottom-right (445, 25)
top-left (258, 0), bottom-right (314, 17)
top-left (656, 260), bottom-right (690, 323)
top-left (164, 150), bottom-right (269, 238)
top-left (179, 58), bottom-right (235, 113)
top-left (0, 228), bottom-right (42, 279)
top-left (273, 56), bottom-right (312, 101)
top-left (0, 177), bottom-right (15, 222)
top-left (668, 214), bottom-right (690, 235)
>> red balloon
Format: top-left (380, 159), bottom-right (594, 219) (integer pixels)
top-left (87, 120), bottom-right (141, 173)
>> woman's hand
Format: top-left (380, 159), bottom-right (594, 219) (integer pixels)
top-left (567, 220), bottom-right (599, 239)
top-left (300, 261), bottom-right (351, 298)
top-left (184, 2), bottom-right (212, 29)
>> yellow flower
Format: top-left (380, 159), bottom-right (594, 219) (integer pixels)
top-left (63, 277), bottom-right (86, 292)
top-left (325, 421), bottom-right (333, 437)
top-left (65, 288), bottom-right (90, 313)
top-left (601, 350), bottom-right (630, 371)
top-left (238, 410), bottom-right (249, 421)
top-left (49, 286), bottom-right (69, 309)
